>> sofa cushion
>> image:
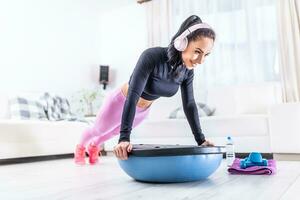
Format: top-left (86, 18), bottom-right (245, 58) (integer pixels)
top-left (235, 83), bottom-right (282, 114)
top-left (132, 115), bottom-right (269, 139)
top-left (206, 82), bottom-right (282, 116)
top-left (200, 115), bottom-right (269, 137)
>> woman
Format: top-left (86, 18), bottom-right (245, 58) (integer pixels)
top-left (74, 15), bottom-right (215, 165)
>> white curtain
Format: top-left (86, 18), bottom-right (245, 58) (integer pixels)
top-left (171, 0), bottom-right (278, 89)
top-left (145, 0), bottom-right (172, 47)
top-left (277, 0), bottom-right (300, 102)
top-left (145, 0), bottom-right (279, 90)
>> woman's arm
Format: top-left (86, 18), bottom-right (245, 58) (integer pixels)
top-left (118, 48), bottom-right (156, 143)
top-left (180, 70), bottom-right (206, 145)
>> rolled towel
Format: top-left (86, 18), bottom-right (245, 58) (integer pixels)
top-left (228, 158), bottom-right (276, 175)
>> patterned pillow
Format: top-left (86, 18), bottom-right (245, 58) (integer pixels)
top-left (169, 102), bottom-right (215, 119)
top-left (9, 97), bottom-right (48, 120)
top-left (40, 92), bottom-right (74, 121)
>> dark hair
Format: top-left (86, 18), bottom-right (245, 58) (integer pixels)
top-left (167, 15), bottom-right (216, 69)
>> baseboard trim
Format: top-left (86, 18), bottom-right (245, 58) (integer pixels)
top-left (273, 153), bottom-right (300, 161)
top-left (0, 154), bottom-right (74, 165)
top-left (0, 150), bottom-right (107, 165)
top-left (233, 153), bottom-right (273, 159)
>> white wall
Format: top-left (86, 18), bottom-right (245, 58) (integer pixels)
top-left (0, 0), bottom-right (145, 95)
top-left (97, 1), bottom-right (147, 90)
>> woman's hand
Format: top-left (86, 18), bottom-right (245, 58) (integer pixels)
top-left (201, 140), bottom-right (215, 146)
top-left (113, 141), bottom-right (133, 160)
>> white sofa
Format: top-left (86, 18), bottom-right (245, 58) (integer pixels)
top-left (0, 92), bottom-right (89, 159)
top-left (105, 82), bottom-right (282, 153)
top-left (2, 82), bottom-right (295, 160)
top-left (0, 120), bottom-right (88, 159)
top-left (269, 103), bottom-right (300, 154)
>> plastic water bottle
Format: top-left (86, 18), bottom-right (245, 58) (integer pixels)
top-left (226, 136), bottom-right (235, 166)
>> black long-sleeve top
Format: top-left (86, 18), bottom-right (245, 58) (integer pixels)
top-left (118, 47), bottom-right (206, 145)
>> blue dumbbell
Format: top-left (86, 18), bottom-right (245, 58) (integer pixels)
top-left (240, 152), bottom-right (268, 169)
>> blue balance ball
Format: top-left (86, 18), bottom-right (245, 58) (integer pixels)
top-left (118, 144), bottom-right (225, 183)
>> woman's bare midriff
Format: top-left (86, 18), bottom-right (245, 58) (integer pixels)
top-left (121, 83), bottom-right (153, 109)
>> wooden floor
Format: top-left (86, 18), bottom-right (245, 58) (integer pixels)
top-left (0, 156), bottom-right (300, 200)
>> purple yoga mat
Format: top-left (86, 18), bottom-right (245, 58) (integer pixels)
top-left (228, 158), bottom-right (277, 175)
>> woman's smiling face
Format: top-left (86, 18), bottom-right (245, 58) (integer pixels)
top-left (181, 36), bottom-right (214, 70)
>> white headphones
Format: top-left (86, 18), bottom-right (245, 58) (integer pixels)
top-left (174, 23), bottom-right (212, 51)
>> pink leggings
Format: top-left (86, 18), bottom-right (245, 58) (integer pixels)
top-left (79, 87), bottom-right (150, 147)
